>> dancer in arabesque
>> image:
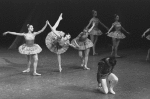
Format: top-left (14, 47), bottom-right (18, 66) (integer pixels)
top-left (45, 13), bottom-right (71, 72)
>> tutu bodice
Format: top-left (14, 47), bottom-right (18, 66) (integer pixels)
top-left (24, 33), bottom-right (35, 46)
top-left (77, 32), bottom-right (88, 42)
top-left (89, 18), bottom-right (102, 35)
top-left (25, 40), bottom-right (34, 47)
top-left (18, 33), bottom-right (42, 55)
top-left (114, 22), bottom-right (121, 31)
top-left (71, 31), bottom-right (93, 50)
top-left (107, 22), bottom-right (125, 39)
top-left (92, 18), bottom-right (99, 29)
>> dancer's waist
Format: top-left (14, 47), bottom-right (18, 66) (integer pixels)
top-left (26, 40), bottom-right (34, 47)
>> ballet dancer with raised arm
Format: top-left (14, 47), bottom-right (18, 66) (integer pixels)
top-left (3, 21), bottom-right (48, 76)
top-left (45, 13), bottom-right (71, 72)
top-left (107, 14), bottom-right (129, 58)
top-left (142, 28), bottom-right (150, 60)
top-left (86, 10), bottom-right (108, 55)
top-left (71, 23), bottom-right (95, 70)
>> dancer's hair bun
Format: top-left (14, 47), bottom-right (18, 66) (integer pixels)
top-left (27, 24), bottom-right (30, 27)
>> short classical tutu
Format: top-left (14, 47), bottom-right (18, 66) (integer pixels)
top-left (89, 28), bottom-right (103, 36)
top-left (45, 32), bottom-right (69, 54)
top-left (146, 35), bottom-right (150, 40)
top-left (71, 38), bottom-right (93, 50)
top-left (107, 31), bottom-right (126, 39)
top-left (19, 44), bottom-right (42, 55)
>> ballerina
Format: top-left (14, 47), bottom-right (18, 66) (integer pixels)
top-left (86, 10), bottom-right (108, 55)
top-left (3, 21), bottom-right (48, 76)
top-left (45, 13), bottom-right (71, 72)
top-left (70, 23), bottom-right (95, 70)
top-left (142, 28), bottom-right (150, 60)
top-left (107, 14), bottom-right (129, 57)
top-left (97, 56), bottom-right (118, 94)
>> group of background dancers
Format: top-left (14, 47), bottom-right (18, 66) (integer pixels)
top-left (3, 10), bottom-right (150, 95)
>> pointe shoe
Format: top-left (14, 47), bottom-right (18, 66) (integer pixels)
top-left (59, 67), bottom-right (62, 72)
top-left (93, 53), bottom-right (98, 56)
top-left (109, 88), bottom-right (116, 94)
top-left (81, 64), bottom-right (84, 67)
top-left (33, 72), bottom-right (41, 76)
top-left (146, 57), bottom-right (149, 61)
top-left (22, 69), bottom-right (30, 73)
top-left (97, 86), bottom-right (102, 91)
top-left (115, 55), bottom-right (121, 58)
top-left (83, 66), bottom-right (90, 70)
top-left (81, 63), bottom-right (84, 67)
top-left (98, 83), bottom-right (102, 87)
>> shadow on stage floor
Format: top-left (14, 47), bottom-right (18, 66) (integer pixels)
top-left (0, 47), bottom-right (150, 99)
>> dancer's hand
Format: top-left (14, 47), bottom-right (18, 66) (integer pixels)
top-left (106, 27), bottom-right (109, 31)
top-left (69, 43), bottom-right (75, 47)
top-left (142, 34), bottom-right (145, 38)
top-left (46, 20), bottom-right (49, 24)
top-left (106, 32), bottom-right (109, 35)
top-left (3, 31), bottom-right (9, 36)
top-left (47, 20), bottom-right (50, 25)
top-left (76, 45), bottom-right (80, 48)
top-left (127, 32), bottom-right (130, 34)
top-left (59, 13), bottom-right (63, 20)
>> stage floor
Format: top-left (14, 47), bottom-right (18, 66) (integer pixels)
top-left (0, 47), bottom-right (150, 99)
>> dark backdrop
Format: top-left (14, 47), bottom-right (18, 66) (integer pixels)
top-left (0, 0), bottom-right (150, 49)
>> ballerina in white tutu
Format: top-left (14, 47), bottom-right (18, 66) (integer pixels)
top-left (45, 13), bottom-right (71, 72)
top-left (86, 10), bottom-right (108, 55)
top-left (107, 14), bottom-right (129, 57)
top-left (70, 23), bottom-right (95, 70)
top-left (142, 28), bottom-right (150, 60)
top-left (3, 21), bottom-right (48, 76)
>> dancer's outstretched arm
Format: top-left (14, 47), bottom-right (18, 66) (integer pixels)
top-left (74, 39), bottom-right (80, 48)
top-left (122, 26), bottom-right (129, 34)
top-left (88, 23), bottom-right (95, 32)
top-left (34, 21), bottom-right (48, 35)
top-left (86, 19), bottom-right (93, 29)
top-left (142, 28), bottom-right (150, 37)
top-left (3, 31), bottom-right (24, 36)
top-left (106, 24), bottom-right (114, 34)
top-left (53, 13), bottom-right (63, 30)
top-left (99, 20), bottom-right (109, 30)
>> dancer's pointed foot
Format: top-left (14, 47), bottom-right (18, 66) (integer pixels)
top-left (33, 72), bottom-right (41, 76)
top-left (69, 44), bottom-right (75, 48)
top-left (97, 86), bottom-right (102, 91)
top-left (83, 66), bottom-right (90, 70)
top-left (109, 88), bottom-right (116, 94)
top-left (59, 67), bottom-right (62, 72)
top-left (81, 60), bottom-right (85, 67)
top-left (93, 53), bottom-right (98, 56)
top-left (81, 64), bottom-right (84, 67)
top-left (22, 68), bottom-right (30, 73)
top-left (115, 55), bottom-right (121, 58)
top-left (146, 57), bottom-right (150, 61)
top-left (98, 83), bottom-right (102, 87)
